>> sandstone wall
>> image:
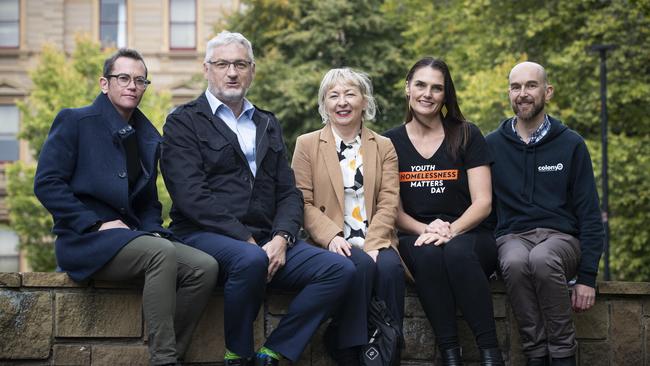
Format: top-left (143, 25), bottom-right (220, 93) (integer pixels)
top-left (1, 272), bottom-right (649, 365)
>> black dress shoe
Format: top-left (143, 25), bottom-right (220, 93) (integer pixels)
top-left (440, 347), bottom-right (464, 366)
top-left (225, 358), bottom-right (249, 366)
top-left (527, 356), bottom-right (549, 366)
top-left (255, 354), bottom-right (279, 366)
top-left (551, 355), bottom-right (576, 366)
top-left (479, 348), bottom-right (504, 366)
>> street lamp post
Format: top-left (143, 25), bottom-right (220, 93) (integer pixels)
top-left (587, 44), bottom-right (617, 281)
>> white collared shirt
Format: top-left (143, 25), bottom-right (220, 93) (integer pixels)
top-left (205, 89), bottom-right (258, 176)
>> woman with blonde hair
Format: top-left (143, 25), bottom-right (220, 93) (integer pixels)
top-left (292, 68), bottom-right (405, 365)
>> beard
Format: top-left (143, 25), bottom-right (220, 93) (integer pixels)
top-left (209, 85), bottom-right (249, 104)
top-left (512, 97), bottom-right (545, 122)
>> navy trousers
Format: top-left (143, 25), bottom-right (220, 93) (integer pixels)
top-left (181, 231), bottom-right (355, 362)
top-left (332, 247), bottom-right (405, 348)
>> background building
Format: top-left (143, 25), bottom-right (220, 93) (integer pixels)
top-left (0, 0), bottom-right (239, 270)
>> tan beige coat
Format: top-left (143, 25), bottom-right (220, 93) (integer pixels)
top-left (291, 124), bottom-right (399, 252)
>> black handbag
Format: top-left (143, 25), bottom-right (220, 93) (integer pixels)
top-left (360, 297), bottom-right (401, 366)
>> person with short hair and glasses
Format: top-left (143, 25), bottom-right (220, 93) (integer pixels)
top-left (34, 48), bottom-right (219, 366)
top-left (160, 31), bottom-right (355, 366)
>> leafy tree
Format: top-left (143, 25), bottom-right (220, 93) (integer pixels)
top-left (227, 0), bottom-right (410, 152)
top-left (7, 35), bottom-right (172, 271)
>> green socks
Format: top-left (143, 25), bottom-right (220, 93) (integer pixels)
top-left (224, 350), bottom-right (241, 360)
top-left (258, 346), bottom-right (280, 360)
top-left (225, 347), bottom-right (280, 361)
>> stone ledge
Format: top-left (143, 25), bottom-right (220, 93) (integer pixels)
top-left (22, 272), bottom-right (84, 288)
top-left (0, 272), bottom-right (20, 287)
top-left (598, 281), bottom-right (650, 295)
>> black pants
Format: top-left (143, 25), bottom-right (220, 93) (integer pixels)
top-left (398, 229), bottom-right (498, 350)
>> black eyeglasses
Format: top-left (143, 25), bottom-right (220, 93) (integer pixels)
top-left (206, 59), bottom-right (252, 71)
top-left (106, 73), bottom-right (151, 89)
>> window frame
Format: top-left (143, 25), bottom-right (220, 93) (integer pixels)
top-left (0, 0), bottom-right (20, 49)
top-left (99, 0), bottom-right (127, 49)
top-left (0, 104), bottom-right (20, 162)
top-left (168, 0), bottom-right (197, 51)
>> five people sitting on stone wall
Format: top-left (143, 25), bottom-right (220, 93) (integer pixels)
top-left (34, 31), bottom-right (603, 366)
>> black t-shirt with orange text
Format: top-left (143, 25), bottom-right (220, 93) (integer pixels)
top-left (384, 122), bottom-right (492, 229)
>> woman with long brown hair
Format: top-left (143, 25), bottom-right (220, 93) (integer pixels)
top-left (384, 57), bottom-right (503, 366)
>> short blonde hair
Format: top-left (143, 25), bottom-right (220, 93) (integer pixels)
top-left (318, 68), bottom-right (377, 123)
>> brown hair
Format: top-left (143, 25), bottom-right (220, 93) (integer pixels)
top-left (404, 57), bottom-right (469, 160)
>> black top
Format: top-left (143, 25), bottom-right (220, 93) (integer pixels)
top-left (485, 115), bottom-right (604, 287)
top-left (122, 128), bottom-right (141, 190)
top-left (384, 122), bottom-right (492, 229)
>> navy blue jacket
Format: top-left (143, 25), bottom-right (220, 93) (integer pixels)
top-left (486, 116), bottom-right (604, 287)
top-left (160, 93), bottom-right (303, 243)
top-left (34, 93), bottom-right (171, 281)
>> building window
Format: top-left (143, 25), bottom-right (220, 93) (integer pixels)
top-left (0, 0), bottom-right (20, 48)
top-left (100, 0), bottom-right (127, 48)
top-left (0, 105), bottom-right (19, 162)
top-left (169, 0), bottom-right (196, 50)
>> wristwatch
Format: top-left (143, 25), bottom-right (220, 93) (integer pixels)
top-left (275, 230), bottom-right (295, 248)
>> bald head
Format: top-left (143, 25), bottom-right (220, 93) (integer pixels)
top-left (509, 61), bottom-right (548, 85)
top-left (508, 61), bottom-right (554, 125)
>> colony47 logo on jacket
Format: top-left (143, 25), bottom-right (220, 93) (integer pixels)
top-left (538, 163), bottom-right (564, 172)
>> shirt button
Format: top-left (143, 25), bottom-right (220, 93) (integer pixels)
top-left (320, 206), bottom-right (326, 212)
top-left (119, 207), bottom-right (126, 214)
top-left (118, 172), bottom-right (127, 178)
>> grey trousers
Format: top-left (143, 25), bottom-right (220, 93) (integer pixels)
top-left (92, 235), bottom-right (219, 365)
top-left (496, 228), bottom-right (580, 359)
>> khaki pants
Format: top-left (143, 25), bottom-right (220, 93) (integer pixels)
top-left (92, 235), bottom-right (218, 365)
top-left (497, 228), bottom-right (580, 359)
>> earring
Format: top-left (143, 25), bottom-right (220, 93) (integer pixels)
top-left (441, 105), bottom-right (448, 117)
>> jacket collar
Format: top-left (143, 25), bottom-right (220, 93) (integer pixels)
top-left (93, 92), bottom-right (161, 196)
top-left (319, 123), bottom-right (378, 220)
top-left (195, 93), bottom-right (275, 176)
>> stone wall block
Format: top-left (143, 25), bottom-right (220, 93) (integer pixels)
top-left (53, 344), bottom-right (91, 365)
top-left (308, 323), bottom-right (335, 366)
top-left (610, 300), bottom-right (642, 365)
top-left (506, 306), bottom-right (525, 366)
top-left (457, 319), bottom-right (480, 361)
top-left (643, 298), bottom-right (650, 316)
top-left (492, 294), bottom-right (507, 318)
top-left (645, 317), bottom-right (650, 366)
top-left (22, 272), bottom-right (83, 288)
top-left (91, 345), bottom-right (148, 365)
top-left (578, 341), bottom-right (610, 366)
top-left (402, 317), bottom-right (435, 361)
top-left (267, 291), bottom-right (294, 315)
top-left (0, 290), bottom-right (52, 359)
top-left (0, 272), bottom-right (20, 287)
top-left (404, 295), bottom-right (426, 318)
top-left (574, 301), bottom-right (609, 339)
top-left (184, 295), bottom-right (264, 363)
top-left (55, 292), bottom-right (141, 337)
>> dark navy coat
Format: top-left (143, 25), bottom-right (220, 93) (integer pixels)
top-left (160, 93), bottom-right (303, 243)
top-left (34, 93), bottom-right (172, 281)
